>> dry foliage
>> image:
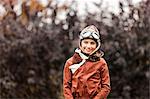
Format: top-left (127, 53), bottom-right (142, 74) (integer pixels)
top-left (0, 0), bottom-right (149, 99)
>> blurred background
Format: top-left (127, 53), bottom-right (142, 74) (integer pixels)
top-left (0, 0), bottom-right (149, 99)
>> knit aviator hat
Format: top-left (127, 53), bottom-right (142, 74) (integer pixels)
top-left (79, 25), bottom-right (101, 55)
top-left (69, 25), bottom-right (103, 74)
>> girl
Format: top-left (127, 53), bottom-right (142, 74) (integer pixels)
top-left (63, 25), bottom-right (111, 99)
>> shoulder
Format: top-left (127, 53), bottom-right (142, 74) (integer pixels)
top-left (99, 58), bottom-right (107, 64)
top-left (97, 58), bottom-right (108, 68)
top-left (65, 56), bottom-right (74, 66)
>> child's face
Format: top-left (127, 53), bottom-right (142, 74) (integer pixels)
top-left (81, 39), bottom-right (97, 55)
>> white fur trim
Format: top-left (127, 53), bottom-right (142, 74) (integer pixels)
top-left (69, 59), bottom-right (86, 74)
top-left (69, 49), bottom-right (88, 74)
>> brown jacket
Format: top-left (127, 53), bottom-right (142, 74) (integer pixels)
top-left (63, 54), bottom-right (111, 99)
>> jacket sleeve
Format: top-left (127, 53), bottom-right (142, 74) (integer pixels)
top-left (63, 60), bottom-right (74, 99)
top-left (93, 59), bottom-right (111, 99)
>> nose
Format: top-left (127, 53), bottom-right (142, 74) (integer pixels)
top-left (86, 43), bottom-right (91, 48)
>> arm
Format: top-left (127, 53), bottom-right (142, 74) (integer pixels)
top-left (94, 60), bottom-right (111, 99)
top-left (63, 60), bottom-right (74, 99)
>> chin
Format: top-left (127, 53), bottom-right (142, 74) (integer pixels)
top-left (85, 52), bottom-right (91, 55)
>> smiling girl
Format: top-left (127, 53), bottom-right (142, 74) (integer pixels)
top-left (63, 25), bottom-right (111, 99)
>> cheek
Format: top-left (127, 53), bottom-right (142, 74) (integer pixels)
top-left (92, 45), bottom-right (97, 49)
top-left (81, 45), bottom-right (86, 50)
top-left (80, 42), bottom-right (85, 47)
top-left (90, 47), bottom-right (96, 52)
top-left (90, 44), bottom-right (97, 49)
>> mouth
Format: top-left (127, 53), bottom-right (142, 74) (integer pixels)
top-left (85, 49), bottom-right (92, 53)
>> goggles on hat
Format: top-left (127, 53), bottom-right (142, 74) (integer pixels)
top-left (80, 31), bottom-right (100, 40)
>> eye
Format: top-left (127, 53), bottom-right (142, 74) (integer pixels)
top-left (83, 41), bottom-right (88, 44)
top-left (91, 41), bottom-right (96, 45)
